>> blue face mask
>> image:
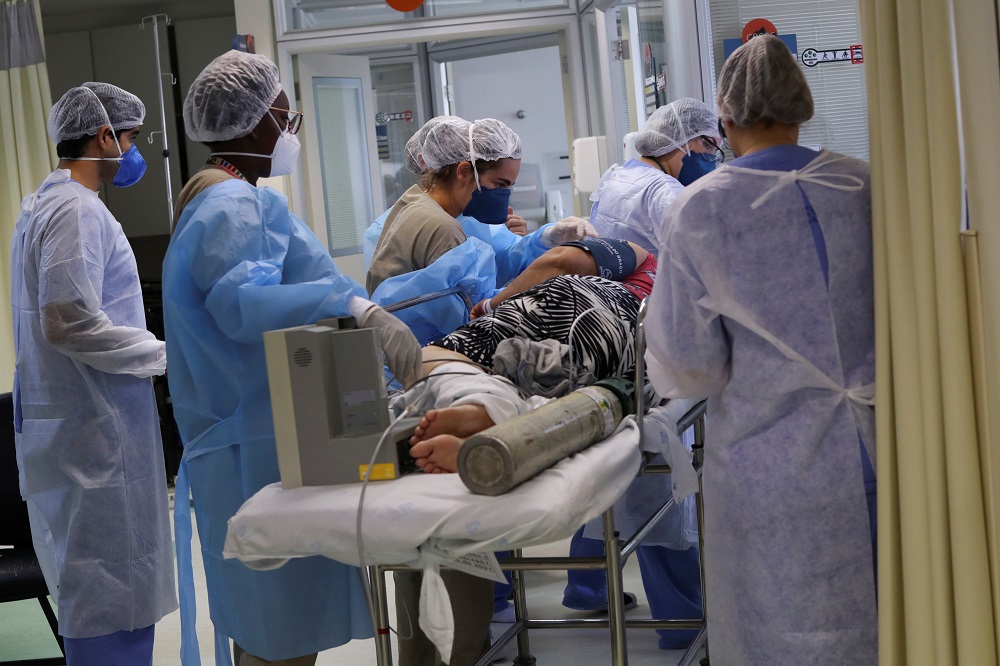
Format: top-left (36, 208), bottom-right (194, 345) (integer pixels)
top-left (676, 151), bottom-right (717, 186)
top-left (462, 185), bottom-right (512, 225)
top-left (112, 143), bottom-right (147, 188)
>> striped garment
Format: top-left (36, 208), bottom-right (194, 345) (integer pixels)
top-left (431, 274), bottom-right (641, 381)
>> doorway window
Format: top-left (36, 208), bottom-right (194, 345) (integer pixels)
top-left (312, 77), bottom-right (375, 256)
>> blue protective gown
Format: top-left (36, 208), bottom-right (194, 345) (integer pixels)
top-left (645, 145), bottom-right (877, 665)
top-left (589, 160), bottom-right (685, 254)
top-left (162, 179), bottom-right (373, 664)
top-left (363, 194), bottom-right (550, 287)
top-left (363, 189), bottom-right (551, 344)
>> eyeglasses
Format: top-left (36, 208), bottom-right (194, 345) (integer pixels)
top-left (270, 107), bottom-right (304, 135)
top-left (697, 136), bottom-right (725, 164)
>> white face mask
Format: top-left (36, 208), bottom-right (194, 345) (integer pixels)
top-left (268, 124), bottom-right (301, 177)
top-left (211, 111), bottom-right (301, 178)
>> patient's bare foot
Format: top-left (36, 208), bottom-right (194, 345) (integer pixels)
top-left (410, 435), bottom-right (464, 474)
top-left (411, 405), bottom-right (494, 444)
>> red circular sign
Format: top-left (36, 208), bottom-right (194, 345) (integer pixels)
top-left (386, 0), bottom-right (425, 11)
top-left (742, 18), bottom-right (778, 43)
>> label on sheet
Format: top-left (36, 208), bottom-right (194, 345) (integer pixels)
top-left (445, 552), bottom-right (508, 583)
top-left (577, 387), bottom-right (617, 438)
top-left (359, 463), bottom-right (397, 481)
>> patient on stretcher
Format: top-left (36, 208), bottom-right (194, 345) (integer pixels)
top-left (406, 238), bottom-right (655, 474)
top-left (419, 238), bottom-right (654, 389)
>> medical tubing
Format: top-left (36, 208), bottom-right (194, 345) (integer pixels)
top-left (566, 305), bottom-right (635, 389)
top-left (356, 405), bottom-right (416, 639)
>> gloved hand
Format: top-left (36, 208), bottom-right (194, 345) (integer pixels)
top-left (541, 216), bottom-right (598, 247)
top-left (358, 304), bottom-right (423, 385)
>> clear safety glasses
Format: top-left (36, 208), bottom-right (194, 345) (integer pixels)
top-left (698, 136), bottom-right (725, 163)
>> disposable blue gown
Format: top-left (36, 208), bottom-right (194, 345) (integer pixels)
top-left (162, 179), bottom-right (373, 664)
top-left (645, 146), bottom-right (877, 665)
top-left (363, 196), bottom-right (550, 287)
top-left (589, 160), bottom-right (684, 254)
top-left (369, 237), bottom-right (497, 345)
top-left (363, 190), bottom-right (551, 342)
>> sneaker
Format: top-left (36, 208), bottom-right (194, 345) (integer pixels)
top-left (492, 604), bottom-right (516, 623)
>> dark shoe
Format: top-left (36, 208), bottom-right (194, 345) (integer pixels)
top-left (563, 591), bottom-right (638, 612)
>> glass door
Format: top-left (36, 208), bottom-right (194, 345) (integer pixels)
top-left (298, 54), bottom-right (384, 284)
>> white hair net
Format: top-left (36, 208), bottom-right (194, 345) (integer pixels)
top-left (717, 35), bottom-right (813, 127)
top-left (420, 117), bottom-right (522, 171)
top-left (634, 98), bottom-right (720, 157)
top-left (184, 50), bottom-right (282, 143)
top-left (48, 82), bottom-right (145, 143)
top-left (404, 115), bottom-right (463, 174)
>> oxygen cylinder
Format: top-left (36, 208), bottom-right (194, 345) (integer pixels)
top-left (458, 379), bottom-right (634, 496)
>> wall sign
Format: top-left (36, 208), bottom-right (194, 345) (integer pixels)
top-left (375, 110), bottom-right (413, 124)
top-left (801, 45), bottom-right (864, 67)
top-left (724, 34), bottom-right (797, 60)
top-left (386, 0), bottom-right (425, 11)
top-left (741, 18), bottom-right (778, 43)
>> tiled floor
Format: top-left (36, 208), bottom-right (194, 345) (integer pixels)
top-left (1, 506), bottom-right (701, 665)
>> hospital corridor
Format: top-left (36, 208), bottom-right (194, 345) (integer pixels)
top-left (3, 0), bottom-right (1000, 665)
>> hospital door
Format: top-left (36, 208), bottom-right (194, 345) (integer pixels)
top-left (298, 54), bottom-right (385, 285)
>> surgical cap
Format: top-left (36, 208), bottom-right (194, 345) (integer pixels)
top-left (183, 50), bottom-right (282, 143)
top-left (48, 82), bottom-right (145, 143)
top-left (421, 117), bottom-right (522, 170)
top-left (634, 98), bottom-right (720, 157)
top-left (404, 115), bottom-right (463, 174)
top-left (717, 35), bottom-right (814, 127)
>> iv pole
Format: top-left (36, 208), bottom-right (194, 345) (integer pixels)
top-left (140, 14), bottom-right (176, 231)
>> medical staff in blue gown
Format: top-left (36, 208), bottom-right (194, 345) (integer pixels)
top-left (162, 50), bottom-right (422, 666)
top-left (561, 98), bottom-right (721, 650)
top-left (11, 83), bottom-right (176, 665)
top-left (589, 98), bottom-right (722, 254)
top-left (645, 36), bottom-right (877, 665)
top-left (365, 116), bottom-right (597, 344)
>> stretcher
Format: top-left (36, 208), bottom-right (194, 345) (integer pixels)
top-left (224, 299), bottom-right (710, 665)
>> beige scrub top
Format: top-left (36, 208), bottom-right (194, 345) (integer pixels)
top-left (366, 185), bottom-right (466, 294)
top-left (173, 168), bottom-right (236, 229)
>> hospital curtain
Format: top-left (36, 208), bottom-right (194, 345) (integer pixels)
top-left (953, 0), bottom-right (1000, 659)
top-left (0, 0), bottom-right (55, 390)
top-left (859, 0), bottom-right (999, 663)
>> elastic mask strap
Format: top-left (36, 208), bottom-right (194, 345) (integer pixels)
top-left (212, 111), bottom-right (281, 161)
top-left (467, 122), bottom-right (481, 190)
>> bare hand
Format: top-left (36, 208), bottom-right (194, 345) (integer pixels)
top-left (505, 207), bottom-right (527, 236)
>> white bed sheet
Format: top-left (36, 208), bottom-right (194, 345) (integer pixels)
top-left (222, 419), bottom-right (641, 663)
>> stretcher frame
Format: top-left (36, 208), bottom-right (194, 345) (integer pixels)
top-left (370, 299), bottom-right (709, 666)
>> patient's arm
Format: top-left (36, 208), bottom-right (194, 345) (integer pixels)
top-left (471, 242), bottom-right (648, 318)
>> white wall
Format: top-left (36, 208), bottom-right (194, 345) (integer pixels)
top-left (449, 46), bottom-right (573, 223)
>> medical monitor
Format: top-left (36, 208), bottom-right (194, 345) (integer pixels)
top-left (264, 317), bottom-right (406, 488)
